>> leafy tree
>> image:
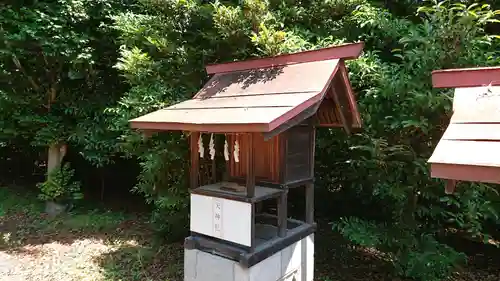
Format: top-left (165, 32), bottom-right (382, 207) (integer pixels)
top-left (0, 0), bottom-right (132, 184)
top-left (331, 1), bottom-right (500, 280)
top-left (111, 0), bottom-right (500, 279)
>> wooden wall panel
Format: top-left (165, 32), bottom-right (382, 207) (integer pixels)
top-left (284, 126), bottom-right (313, 183)
top-left (228, 133), bottom-right (281, 183)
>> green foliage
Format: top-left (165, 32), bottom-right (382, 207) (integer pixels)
top-left (336, 217), bottom-right (468, 280)
top-left (45, 209), bottom-right (128, 232)
top-left (0, 187), bottom-right (45, 217)
top-left (0, 0), bottom-right (133, 167)
top-left (329, 1), bottom-right (500, 280)
top-left (2, 0), bottom-right (500, 280)
top-left (110, 1), bottom-right (500, 279)
top-left (37, 163), bottom-right (83, 202)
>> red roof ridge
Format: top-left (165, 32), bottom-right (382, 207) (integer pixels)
top-left (432, 66), bottom-right (500, 88)
top-left (205, 42), bottom-right (364, 74)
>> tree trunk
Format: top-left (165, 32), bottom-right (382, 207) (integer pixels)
top-left (45, 143), bottom-right (67, 217)
top-left (47, 143), bottom-right (66, 174)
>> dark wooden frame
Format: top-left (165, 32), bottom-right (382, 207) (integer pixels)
top-left (185, 217), bottom-right (316, 268)
top-left (246, 133), bottom-right (256, 198)
top-left (306, 127), bottom-right (316, 224)
top-left (188, 122), bottom-right (317, 250)
top-left (190, 131), bottom-right (200, 190)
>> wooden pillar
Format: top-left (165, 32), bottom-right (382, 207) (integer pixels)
top-left (190, 131), bottom-right (200, 190)
top-left (279, 134), bottom-right (287, 183)
top-left (306, 127), bottom-right (316, 224)
top-left (331, 87), bottom-right (351, 135)
top-left (211, 158), bottom-right (217, 183)
top-left (277, 188), bottom-right (288, 237)
top-left (211, 134), bottom-right (217, 183)
top-left (305, 183), bottom-right (314, 224)
top-left (222, 135), bottom-right (229, 182)
top-left (246, 133), bottom-right (255, 198)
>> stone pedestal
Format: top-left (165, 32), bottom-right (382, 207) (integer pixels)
top-left (184, 234), bottom-right (314, 281)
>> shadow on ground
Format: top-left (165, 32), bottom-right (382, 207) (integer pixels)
top-left (94, 222), bottom-right (393, 281)
top-left (95, 242), bottom-right (184, 281)
top-left (0, 206), bottom-right (146, 252)
top-left (315, 221), bottom-right (397, 281)
top-left (0, 184), bottom-right (149, 250)
top-left (0, 186), bottom-right (185, 281)
top-left (3, 186), bottom-right (500, 281)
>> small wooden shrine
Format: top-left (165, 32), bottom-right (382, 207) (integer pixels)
top-left (130, 42), bottom-right (364, 281)
top-left (429, 66), bottom-right (500, 193)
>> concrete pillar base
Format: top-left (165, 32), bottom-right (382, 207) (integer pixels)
top-left (184, 234), bottom-right (314, 281)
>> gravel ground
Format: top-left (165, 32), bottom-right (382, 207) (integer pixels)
top-left (1, 229), bottom-right (499, 281)
top-left (0, 239), bottom-right (115, 281)
top-left (1, 187), bottom-right (500, 281)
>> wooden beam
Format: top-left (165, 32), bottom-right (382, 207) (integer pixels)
top-left (430, 162), bottom-right (500, 185)
top-left (279, 133), bottom-right (287, 184)
top-left (211, 135), bottom-right (217, 183)
top-left (331, 87), bottom-right (351, 135)
top-left (277, 188), bottom-right (288, 237)
top-left (246, 133), bottom-right (256, 198)
top-left (211, 158), bottom-right (217, 183)
top-left (306, 127), bottom-right (315, 224)
top-left (263, 101), bottom-right (321, 140)
top-left (130, 120), bottom-right (269, 133)
top-left (339, 62), bottom-right (362, 128)
top-left (305, 183), bottom-right (314, 224)
top-left (190, 132), bottom-right (200, 190)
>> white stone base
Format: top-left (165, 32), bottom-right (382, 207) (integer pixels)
top-left (184, 234), bottom-right (314, 281)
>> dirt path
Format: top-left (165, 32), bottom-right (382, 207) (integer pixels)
top-left (0, 251), bottom-right (24, 281)
top-left (2, 188), bottom-right (500, 281)
top-left (0, 239), bottom-right (116, 281)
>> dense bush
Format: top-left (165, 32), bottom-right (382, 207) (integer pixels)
top-left (110, 1), bottom-right (499, 279)
top-left (331, 2), bottom-right (500, 280)
top-left (37, 162), bottom-right (83, 203)
top-left (1, 0), bottom-right (500, 280)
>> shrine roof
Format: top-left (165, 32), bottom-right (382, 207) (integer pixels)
top-left (129, 42), bottom-right (364, 134)
top-left (428, 66), bottom-right (500, 185)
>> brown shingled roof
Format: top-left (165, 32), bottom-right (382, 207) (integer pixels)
top-left (129, 42), bottom-right (364, 134)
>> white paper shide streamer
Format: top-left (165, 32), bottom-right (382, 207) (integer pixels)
top-left (198, 134), bottom-right (204, 158)
top-left (234, 138), bottom-right (240, 163)
top-left (224, 137), bottom-right (230, 161)
top-left (209, 133), bottom-right (215, 160)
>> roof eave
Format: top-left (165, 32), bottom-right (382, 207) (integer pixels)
top-left (266, 61), bottom-right (342, 133)
top-left (130, 121), bottom-right (270, 133)
top-left (430, 162), bottom-right (500, 185)
top-left (339, 61), bottom-right (363, 129)
top-left (432, 66), bottom-right (500, 88)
